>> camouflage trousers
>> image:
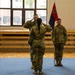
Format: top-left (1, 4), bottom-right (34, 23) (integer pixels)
top-left (32, 45), bottom-right (45, 70)
top-left (32, 49), bottom-right (44, 70)
top-left (30, 46), bottom-right (33, 62)
top-left (54, 43), bottom-right (64, 61)
top-left (29, 46), bottom-right (34, 67)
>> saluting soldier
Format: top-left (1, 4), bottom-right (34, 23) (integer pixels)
top-left (28, 18), bottom-right (52, 74)
top-left (23, 14), bottom-right (38, 69)
top-left (52, 18), bottom-right (67, 66)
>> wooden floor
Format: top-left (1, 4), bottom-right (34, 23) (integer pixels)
top-left (0, 52), bottom-right (75, 58)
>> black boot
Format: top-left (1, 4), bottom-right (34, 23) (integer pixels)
top-left (31, 65), bottom-right (34, 69)
top-left (55, 60), bottom-right (59, 66)
top-left (39, 69), bottom-right (43, 74)
top-left (33, 70), bottom-right (37, 74)
top-left (59, 60), bottom-right (63, 66)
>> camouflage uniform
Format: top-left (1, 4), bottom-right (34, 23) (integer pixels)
top-left (52, 25), bottom-right (67, 65)
top-left (23, 20), bottom-right (36, 66)
top-left (28, 24), bottom-right (52, 71)
top-left (23, 20), bottom-right (36, 30)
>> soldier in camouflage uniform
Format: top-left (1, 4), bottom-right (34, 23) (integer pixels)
top-left (52, 18), bottom-right (67, 66)
top-left (23, 14), bottom-right (38, 69)
top-left (28, 18), bottom-right (52, 74)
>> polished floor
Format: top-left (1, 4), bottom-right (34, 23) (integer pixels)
top-left (0, 52), bottom-right (75, 58)
top-left (0, 58), bottom-right (75, 75)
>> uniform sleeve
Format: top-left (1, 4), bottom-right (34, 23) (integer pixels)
top-left (28, 28), bottom-right (34, 46)
top-left (51, 29), bottom-right (55, 41)
top-left (23, 20), bottom-right (32, 29)
top-left (42, 23), bottom-right (52, 32)
top-left (63, 27), bottom-right (68, 44)
top-left (51, 28), bottom-right (56, 45)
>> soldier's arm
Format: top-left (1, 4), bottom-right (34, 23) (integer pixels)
top-left (42, 23), bottom-right (52, 32)
top-left (28, 28), bottom-right (34, 46)
top-left (63, 27), bottom-right (68, 44)
top-left (51, 29), bottom-right (56, 45)
top-left (23, 20), bottom-right (32, 29)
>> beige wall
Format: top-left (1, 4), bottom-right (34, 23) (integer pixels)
top-left (47, 0), bottom-right (75, 29)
